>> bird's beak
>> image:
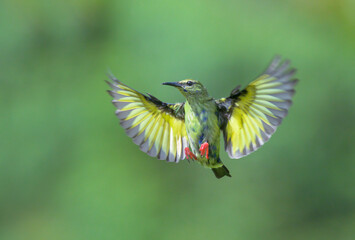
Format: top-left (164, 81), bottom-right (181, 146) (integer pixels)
top-left (162, 82), bottom-right (182, 88)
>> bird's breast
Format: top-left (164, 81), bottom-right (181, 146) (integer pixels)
top-left (184, 103), bottom-right (221, 166)
top-left (184, 103), bottom-right (220, 145)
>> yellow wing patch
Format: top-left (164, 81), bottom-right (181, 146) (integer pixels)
top-left (107, 75), bottom-right (188, 162)
top-left (223, 57), bottom-right (298, 159)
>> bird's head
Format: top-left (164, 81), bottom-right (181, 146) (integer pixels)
top-left (162, 79), bottom-right (209, 99)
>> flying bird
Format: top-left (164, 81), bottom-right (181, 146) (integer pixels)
top-left (107, 56), bottom-right (298, 178)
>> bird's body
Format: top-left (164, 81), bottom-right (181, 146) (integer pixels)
top-left (184, 98), bottom-right (221, 167)
top-left (183, 99), bottom-right (231, 178)
top-left (107, 56), bottom-right (298, 178)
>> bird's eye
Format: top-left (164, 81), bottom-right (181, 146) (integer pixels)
top-left (187, 81), bottom-right (193, 86)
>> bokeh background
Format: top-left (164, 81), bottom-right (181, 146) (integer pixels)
top-left (1, 0), bottom-right (355, 239)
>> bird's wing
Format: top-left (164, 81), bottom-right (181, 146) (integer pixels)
top-left (216, 56), bottom-right (298, 159)
top-left (107, 75), bottom-right (189, 162)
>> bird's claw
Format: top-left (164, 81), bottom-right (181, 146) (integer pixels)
top-left (199, 142), bottom-right (209, 159)
top-left (185, 147), bottom-right (197, 160)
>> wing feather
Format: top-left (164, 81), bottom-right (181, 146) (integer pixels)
top-left (217, 56), bottom-right (298, 159)
top-left (107, 74), bottom-right (188, 162)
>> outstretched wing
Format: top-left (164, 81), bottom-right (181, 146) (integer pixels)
top-left (107, 75), bottom-right (189, 162)
top-left (217, 56), bottom-right (298, 159)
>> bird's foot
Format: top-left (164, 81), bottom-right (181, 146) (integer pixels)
top-left (184, 147), bottom-right (197, 160)
top-left (199, 142), bottom-right (209, 159)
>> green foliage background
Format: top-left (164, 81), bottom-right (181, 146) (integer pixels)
top-left (1, 0), bottom-right (354, 239)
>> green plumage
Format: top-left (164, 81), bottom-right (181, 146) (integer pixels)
top-left (107, 56), bottom-right (298, 179)
top-left (184, 100), bottom-right (221, 166)
top-left (175, 80), bottom-right (230, 177)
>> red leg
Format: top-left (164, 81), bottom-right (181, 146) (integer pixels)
top-left (199, 142), bottom-right (209, 159)
top-left (184, 147), bottom-right (197, 160)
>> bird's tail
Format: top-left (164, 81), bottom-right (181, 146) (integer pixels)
top-left (212, 165), bottom-right (231, 179)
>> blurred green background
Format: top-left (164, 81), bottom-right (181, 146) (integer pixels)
top-left (1, 0), bottom-right (355, 239)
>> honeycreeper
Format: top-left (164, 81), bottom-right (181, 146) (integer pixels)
top-left (107, 56), bottom-right (298, 178)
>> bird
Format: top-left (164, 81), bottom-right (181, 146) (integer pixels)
top-left (106, 56), bottom-right (298, 179)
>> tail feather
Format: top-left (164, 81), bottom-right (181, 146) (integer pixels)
top-left (212, 165), bottom-right (231, 179)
